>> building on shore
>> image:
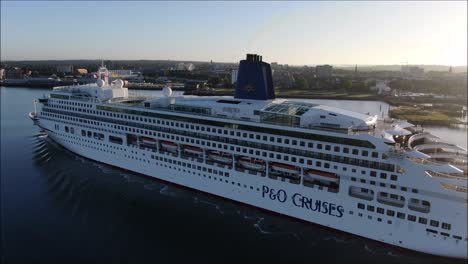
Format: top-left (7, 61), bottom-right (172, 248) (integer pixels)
top-left (316, 65), bottom-right (333, 78)
top-left (76, 69), bottom-right (88, 75)
top-left (370, 80), bottom-right (392, 95)
top-left (401, 66), bottom-right (424, 76)
top-left (57, 65), bottom-right (74, 74)
top-left (109, 69), bottom-right (133, 77)
top-left (0, 68), bottom-right (4, 80)
top-left (231, 69), bottom-right (238, 84)
top-left (175, 63), bottom-right (195, 71)
top-left (5, 67), bottom-right (25, 79)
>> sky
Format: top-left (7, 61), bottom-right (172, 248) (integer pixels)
top-left (1, 1), bottom-right (467, 66)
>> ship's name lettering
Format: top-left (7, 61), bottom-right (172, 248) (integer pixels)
top-left (262, 185), bottom-right (344, 218)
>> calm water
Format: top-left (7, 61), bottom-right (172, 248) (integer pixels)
top-left (1, 87), bottom-right (466, 264)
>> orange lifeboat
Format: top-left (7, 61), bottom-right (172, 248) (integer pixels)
top-left (184, 145), bottom-right (203, 155)
top-left (239, 157), bottom-right (266, 171)
top-left (141, 137), bottom-right (157, 145)
top-left (161, 141), bottom-right (178, 153)
top-left (271, 162), bottom-right (298, 174)
top-left (208, 151), bottom-right (232, 164)
top-left (306, 169), bottom-right (339, 183)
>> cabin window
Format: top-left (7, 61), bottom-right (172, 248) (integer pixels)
top-left (362, 151), bottom-right (368, 157)
top-left (390, 175), bottom-right (398, 181)
top-left (442, 223), bottom-right (452, 230)
top-left (343, 148), bottom-right (349, 153)
top-left (377, 208), bottom-right (384, 214)
top-left (419, 217), bottom-right (427, 224)
top-left (386, 210), bottom-right (395, 217)
top-left (377, 192), bottom-right (405, 208)
top-left (357, 203), bottom-right (365, 209)
top-left (380, 173), bottom-right (387, 179)
top-left (349, 186), bottom-right (374, 201)
top-left (408, 215), bottom-right (416, 222)
top-left (372, 152), bottom-right (379, 158)
top-left (352, 149), bottom-right (359, 155)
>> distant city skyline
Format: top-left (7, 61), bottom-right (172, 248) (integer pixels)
top-left (1, 1), bottom-right (467, 66)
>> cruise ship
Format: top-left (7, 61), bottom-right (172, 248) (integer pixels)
top-left (29, 54), bottom-right (467, 259)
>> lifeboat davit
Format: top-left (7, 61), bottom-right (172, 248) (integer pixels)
top-left (270, 162), bottom-right (298, 174)
top-left (239, 157), bottom-right (266, 171)
top-left (141, 137), bottom-right (157, 145)
top-left (306, 169), bottom-right (339, 183)
top-left (208, 151), bottom-right (232, 164)
top-left (161, 141), bottom-right (178, 153)
top-left (184, 145), bottom-right (203, 155)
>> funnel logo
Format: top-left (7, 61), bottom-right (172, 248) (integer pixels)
top-left (244, 84), bottom-right (256, 93)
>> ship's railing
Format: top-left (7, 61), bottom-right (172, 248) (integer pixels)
top-left (425, 170), bottom-right (467, 180)
top-left (69, 95), bottom-right (101, 103)
top-left (408, 156), bottom-right (443, 166)
top-left (441, 183), bottom-right (468, 194)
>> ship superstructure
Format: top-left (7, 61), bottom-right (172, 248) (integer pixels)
top-left (30, 55), bottom-right (467, 258)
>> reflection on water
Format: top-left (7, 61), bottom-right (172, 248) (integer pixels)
top-left (2, 87), bottom-right (466, 263)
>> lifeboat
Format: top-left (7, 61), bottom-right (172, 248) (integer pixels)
top-left (239, 157), bottom-right (266, 171)
top-left (184, 145), bottom-right (203, 155)
top-left (270, 162), bottom-right (298, 174)
top-left (306, 169), bottom-right (339, 183)
top-left (208, 151), bottom-right (232, 164)
top-left (161, 141), bottom-right (178, 153)
top-left (141, 137), bottom-right (157, 145)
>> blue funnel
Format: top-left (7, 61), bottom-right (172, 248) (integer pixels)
top-left (235, 54), bottom-right (275, 100)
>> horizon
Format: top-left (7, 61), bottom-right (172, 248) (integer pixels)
top-left (2, 58), bottom-right (466, 69)
top-left (1, 1), bottom-right (467, 66)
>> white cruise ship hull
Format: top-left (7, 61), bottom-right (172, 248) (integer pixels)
top-left (38, 119), bottom-right (467, 259)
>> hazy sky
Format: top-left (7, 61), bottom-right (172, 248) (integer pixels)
top-left (1, 1), bottom-right (467, 65)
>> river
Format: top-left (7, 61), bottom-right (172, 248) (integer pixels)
top-left (1, 86), bottom-right (466, 263)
